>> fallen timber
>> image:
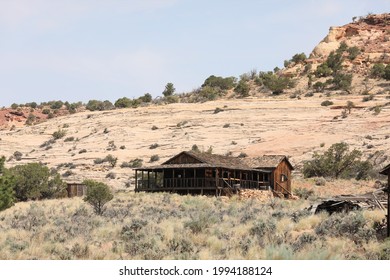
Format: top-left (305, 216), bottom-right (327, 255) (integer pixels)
top-left (309, 187), bottom-right (388, 215)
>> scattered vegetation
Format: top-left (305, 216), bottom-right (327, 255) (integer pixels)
top-left (302, 142), bottom-right (372, 180)
top-left (321, 100), bottom-right (333, 106)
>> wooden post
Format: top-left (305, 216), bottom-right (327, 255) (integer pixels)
top-left (388, 172), bottom-right (390, 238)
top-left (147, 171), bottom-right (150, 189)
top-left (135, 170), bottom-right (138, 191)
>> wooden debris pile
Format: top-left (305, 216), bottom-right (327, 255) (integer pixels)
top-left (310, 187), bottom-right (388, 214)
top-left (238, 189), bottom-right (273, 202)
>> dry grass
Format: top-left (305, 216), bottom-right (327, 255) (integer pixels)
top-left (0, 189), bottom-right (388, 260)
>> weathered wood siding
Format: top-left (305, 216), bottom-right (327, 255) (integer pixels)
top-left (67, 184), bottom-right (87, 198)
top-left (164, 153), bottom-right (202, 165)
top-left (273, 159), bottom-right (292, 196)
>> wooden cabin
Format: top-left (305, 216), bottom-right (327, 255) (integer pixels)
top-left (379, 164), bottom-right (390, 237)
top-left (246, 155), bottom-right (294, 197)
top-left (134, 151), bottom-right (294, 197)
top-left (66, 183), bottom-right (87, 198)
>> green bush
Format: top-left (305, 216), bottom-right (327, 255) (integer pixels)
top-left (52, 129), bottom-right (67, 140)
top-left (291, 53), bottom-right (307, 64)
top-left (150, 155), bottom-right (160, 162)
top-left (202, 75), bottom-right (236, 90)
top-left (9, 163), bottom-right (66, 201)
top-left (120, 158), bottom-right (143, 168)
top-left (0, 171), bottom-right (15, 211)
top-left (302, 142), bottom-right (372, 180)
top-left (50, 101), bottom-right (63, 110)
top-left (86, 100), bottom-right (114, 111)
top-left (114, 97), bottom-right (140, 108)
top-left (162, 83), bottom-right (175, 97)
top-left (83, 180), bottom-right (113, 215)
top-left (139, 93), bottom-right (152, 103)
top-left (234, 80), bottom-right (250, 97)
top-left (259, 71), bottom-right (293, 94)
top-left (347, 46), bottom-right (360, 60)
top-left (314, 63), bottom-right (333, 77)
top-left (332, 72), bottom-right (352, 91)
top-left (321, 100), bottom-right (333, 106)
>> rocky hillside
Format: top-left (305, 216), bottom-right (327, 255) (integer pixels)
top-left (283, 13), bottom-right (390, 93)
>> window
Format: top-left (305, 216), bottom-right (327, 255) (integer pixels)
top-left (264, 173), bottom-right (269, 182)
top-left (281, 174), bottom-right (288, 182)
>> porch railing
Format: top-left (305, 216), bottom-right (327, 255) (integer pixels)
top-left (136, 177), bottom-right (270, 191)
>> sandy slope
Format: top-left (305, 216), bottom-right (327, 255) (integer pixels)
top-left (1, 94), bottom-right (390, 189)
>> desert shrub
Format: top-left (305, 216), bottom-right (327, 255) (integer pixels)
top-left (223, 123), bottom-right (230, 128)
top-left (314, 64), bottom-right (333, 77)
top-left (302, 142), bottom-right (372, 180)
top-left (139, 93), bottom-right (152, 103)
top-left (106, 172), bottom-right (116, 179)
top-left (105, 154), bottom-right (118, 167)
top-left (321, 100), bottom-right (333, 106)
top-left (293, 233), bottom-right (317, 251)
top-left (151, 125), bottom-right (158, 130)
top-left (150, 155), bottom-right (160, 162)
top-left (26, 113), bottom-right (36, 125)
top-left (52, 129), bottom-right (66, 140)
top-left (315, 211), bottom-right (375, 244)
top-left (114, 97), bottom-right (132, 108)
top-left (114, 97), bottom-right (140, 108)
top-left (62, 170), bottom-right (74, 177)
top-left (162, 82), bottom-right (175, 97)
top-left (149, 143), bottom-right (159, 149)
top-left (120, 145), bottom-right (126, 150)
top-left (202, 75), bottom-right (236, 90)
top-left (64, 136), bottom-right (75, 142)
top-left (238, 152), bottom-right (248, 158)
top-left (184, 212), bottom-right (217, 234)
top-left (259, 71), bottom-right (294, 94)
top-left (213, 107), bottom-right (224, 114)
top-left (50, 100), bottom-right (63, 110)
top-left (42, 108), bottom-right (51, 115)
top-left (294, 187), bottom-right (314, 199)
top-left (194, 86), bottom-right (220, 101)
top-left (13, 151), bottom-right (23, 161)
top-left (120, 158), bottom-right (143, 168)
top-left (370, 63), bottom-right (390, 80)
top-left (78, 149), bottom-right (87, 154)
top-left (332, 72), bottom-right (352, 91)
top-left (249, 218), bottom-right (276, 242)
top-left (94, 154), bottom-right (117, 167)
top-left (234, 80), bottom-right (250, 97)
top-left (291, 52), bottom-right (307, 64)
top-left (164, 95), bottom-right (179, 104)
top-left (362, 95), bottom-right (374, 102)
top-left (0, 172), bottom-right (15, 211)
top-left (9, 163), bottom-right (66, 201)
top-left (11, 103), bottom-right (19, 109)
top-left (191, 144), bottom-right (200, 153)
top-left (83, 180), bottom-right (113, 215)
top-left (347, 46), bottom-right (360, 60)
top-left (86, 100), bottom-right (114, 111)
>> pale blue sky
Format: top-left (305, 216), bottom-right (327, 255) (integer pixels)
top-left (0, 0), bottom-right (389, 106)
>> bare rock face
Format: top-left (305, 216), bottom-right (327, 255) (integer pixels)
top-left (310, 13), bottom-right (390, 66)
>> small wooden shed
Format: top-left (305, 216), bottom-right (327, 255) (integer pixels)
top-left (66, 183), bottom-right (87, 198)
top-left (379, 164), bottom-right (390, 237)
top-left (246, 155), bottom-right (294, 197)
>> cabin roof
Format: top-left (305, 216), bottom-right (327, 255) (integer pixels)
top-left (135, 151), bottom-right (288, 172)
top-left (245, 155), bottom-right (294, 170)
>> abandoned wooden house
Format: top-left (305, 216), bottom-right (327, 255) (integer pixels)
top-left (66, 182), bottom-right (87, 198)
top-left (134, 151), bottom-right (293, 197)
